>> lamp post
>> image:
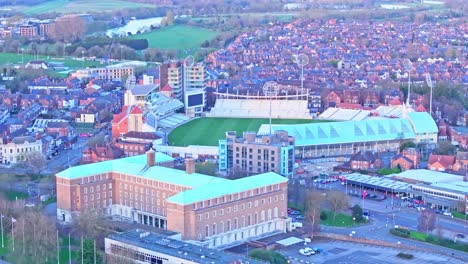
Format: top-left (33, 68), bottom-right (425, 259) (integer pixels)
top-left (21, 48), bottom-right (24, 67)
top-left (294, 53), bottom-right (309, 99)
top-left (81, 50), bottom-right (85, 68)
top-left (403, 59), bottom-right (413, 107)
top-left (425, 73), bottom-right (434, 115)
top-left (262, 81), bottom-right (279, 135)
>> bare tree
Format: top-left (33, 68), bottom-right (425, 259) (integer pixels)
top-left (303, 190), bottom-right (324, 238)
top-left (21, 150), bottom-right (47, 177)
top-left (325, 190), bottom-right (349, 222)
top-left (73, 207), bottom-right (109, 246)
top-left (49, 15), bottom-right (87, 43)
top-left (417, 210), bottom-right (437, 233)
top-left (9, 210), bottom-right (57, 263)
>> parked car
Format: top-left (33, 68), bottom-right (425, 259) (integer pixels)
top-left (443, 211), bottom-right (452, 217)
top-left (295, 215), bottom-right (305, 220)
top-left (299, 248), bottom-right (315, 256)
top-left (456, 233), bottom-right (465, 239)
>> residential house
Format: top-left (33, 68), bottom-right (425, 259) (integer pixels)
top-left (391, 148), bottom-right (421, 171)
top-left (342, 90), bottom-right (361, 105)
top-left (437, 119), bottom-right (449, 142)
top-left (46, 122), bottom-right (73, 138)
top-left (453, 152), bottom-right (468, 174)
top-left (349, 151), bottom-right (382, 171)
top-left (81, 144), bottom-right (125, 164)
top-left (427, 154), bottom-right (456, 171)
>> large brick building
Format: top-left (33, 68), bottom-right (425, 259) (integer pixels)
top-left (56, 151), bottom-right (290, 248)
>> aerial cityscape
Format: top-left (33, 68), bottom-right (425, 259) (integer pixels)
top-left (0, 0), bottom-right (466, 263)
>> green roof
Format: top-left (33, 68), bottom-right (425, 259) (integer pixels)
top-left (407, 112), bottom-right (438, 134)
top-left (57, 153), bottom-right (287, 204)
top-left (56, 153), bottom-right (175, 179)
top-left (166, 172), bottom-right (287, 205)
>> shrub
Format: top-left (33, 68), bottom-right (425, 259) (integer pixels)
top-left (320, 211), bottom-right (328, 220)
top-left (390, 228), bottom-right (410, 238)
top-left (397, 253), bottom-right (414, 259)
top-left (425, 236), bottom-right (437, 243)
top-left (249, 249), bottom-right (287, 264)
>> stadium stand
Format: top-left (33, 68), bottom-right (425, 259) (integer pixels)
top-left (159, 114), bottom-right (190, 128)
top-left (207, 99), bottom-right (313, 119)
top-left (373, 105), bottom-right (404, 118)
top-left (258, 112), bottom-right (438, 158)
top-left (319, 107), bottom-right (371, 121)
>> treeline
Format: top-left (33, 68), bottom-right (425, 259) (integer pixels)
top-left (0, 0), bottom-right (48, 6)
top-left (66, 37), bottom-right (148, 52)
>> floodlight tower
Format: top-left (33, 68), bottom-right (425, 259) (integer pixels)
top-left (295, 53), bottom-right (309, 99)
top-left (425, 73), bottom-right (434, 115)
top-left (263, 81), bottom-right (279, 135)
top-left (403, 59), bottom-right (413, 107)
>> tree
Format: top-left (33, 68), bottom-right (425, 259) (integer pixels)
top-left (9, 210), bottom-right (57, 263)
top-left (432, 141), bottom-right (456, 155)
top-left (417, 210), bottom-right (436, 233)
top-left (73, 207), bottom-right (109, 243)
top-left (49, 15), bottom-right (87, 43)
top-left (21, 151), bottom-right (47, 177)
top-left (351, 204), bottom-right (364, 223)
top-left (325, 190), bottom-right (349, 222)
top-left (165, 10), bottom-right (175, 26)
top-left (77, 239), bottom-right (103, 264)
top-left (303, 190), bottom-right (324, 237)
top-left (400, 141), bottom-right (416, 152)
top-left (87, 134), bottom-right (105, 148)
top-left (249, 249), bottom-right (287, 264)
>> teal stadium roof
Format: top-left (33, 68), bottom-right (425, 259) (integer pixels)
top-left (407, 112), bottom-right (438, 134)
top-left (56, 153), bottom-right (287, 205)
top-left (259, 118), bottom-right (417, 147)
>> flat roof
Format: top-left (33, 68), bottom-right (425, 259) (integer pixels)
top-left (166, 172), bottom-right (287, 205)
top-left (391, 169), bottom-right (464, 184)
top-left (108, 230), bottom-right (265, 263)
top-left (429, 181), bottom-right (468, 195)
top-left (345, 173), bottom-right (411, 191)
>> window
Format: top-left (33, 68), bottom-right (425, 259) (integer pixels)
top-left (205, 225), bottom-right (209, 237)
top-left (220, 209), bottom-right (224, 216)
top-left (205, 213), bottom-right (209, 219)
top-left (212, 223), bottom-right (217, 236)
top-left (212, 211), bottom-right (216, 217)
top-left (197, 215), bottom-right (202, 221)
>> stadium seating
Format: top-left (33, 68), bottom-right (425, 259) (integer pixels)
top-left (159, 114), bottom-right (190, 128)
top-left (207, 99), bottom-right (312, 119)
top-left (319, 107), bottom-right (371, 121)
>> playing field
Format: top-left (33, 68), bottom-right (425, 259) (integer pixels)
top-left (168, 118), bottom-right (322, 147)
top-left (0, 52), bottom-right (104, 68)
top-left (21, 0), bottom-right (155, 15)
top-left (128, 25), bottom-right (218, 50)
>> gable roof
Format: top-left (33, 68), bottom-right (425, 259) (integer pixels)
top-left (428, 154), bottom-right (456, 168)
top-left (130, 84), bottom-right (158, 96)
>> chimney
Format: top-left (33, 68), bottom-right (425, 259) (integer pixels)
top-left (185, 158), bottom-right (195, 174)
top-left (146, 149), bottom-right (155, 167)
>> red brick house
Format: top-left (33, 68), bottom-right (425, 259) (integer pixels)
top-left (81, 144), bottom-right (125, 164)
top-left (343, 90), bottom-right (361, 105)
top-left (391, 148), bottom-right (421, 171)
top-left (427, 154), bottom-right (456, 171)
top-left (453, 151), bottom-right (468, 173)
top-left (349, 151), bottom-right (382, 170)
top-left (46, 122), bottom-right (72, 138)
top-left (326, 91), bottom-right (341, 108)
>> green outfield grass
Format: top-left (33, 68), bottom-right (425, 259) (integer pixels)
top-left (168, 117), bottom-right (321, 147)
top-left (21, 0), bottom-right (155, 15)
top-left (128, 25), bottom-right (218, 50)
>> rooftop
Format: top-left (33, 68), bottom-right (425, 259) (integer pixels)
top-left (390, 169), bottom-right (464, 184)
top-left (407, 112), bottom-right (438, 134)
top-left (166, 172), bottom-right (287, 205)
top-left (429, 181), bottom-right (468, 195)
top-left (57, 153), bottom-right (287, 205)
top-left (107, 230), bottom-right (265, 263)
top-left (345, 173), bottom-right (411, 191)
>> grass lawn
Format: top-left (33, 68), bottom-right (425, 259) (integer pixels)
top-left (128, 25), bottom-right (218, 50)
top-left (58, 249), bottom-right (79, 264)
top-left (410, 231), bottom-right (427, 241)
top-left (1, 190), bottom-right (28, 201)
top-left (320, 210), bottom-right (360, 227)
top-left (21, 0), bottom-right (155, 15)
top-left (452, 212), bottom-right (467, 220)
top-left (168, 117), bottom-right (316, 146)
top-left (0, 52), bottom-right (104, 68)
top-left (390, 228), bottom-right (468, 252)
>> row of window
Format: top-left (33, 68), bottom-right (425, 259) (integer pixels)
top-left (81, 174), bottom-right (110, 184)
top-left (235, 148), bottom-right (276, 155)
top-left (110, 244), bottom-right (168, 262)
top-left (193, 185), bottom-right (282, 210)
top-left (118, 175), bottom-right (187, 193)
top-left (120, 192), bottom-right (165, 206)
top-left (83, 191), bottom-right (112, 202)
top-left (119, 183), bottom-right (169, 199)
top-left (412, 187), bottom-right (462, 200)
top-left (197, 195), bottom-right (284, 221)
top-left (201, 207), bottom-right (281, 237)
top-left (83, 199), bottom-right (112, 209)
top-left (1, 145), bottom-right (41, 154)
top-left (119, 199), bottom-right (166, 216)
top-left (83, 183), bottom-right (112, 194)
